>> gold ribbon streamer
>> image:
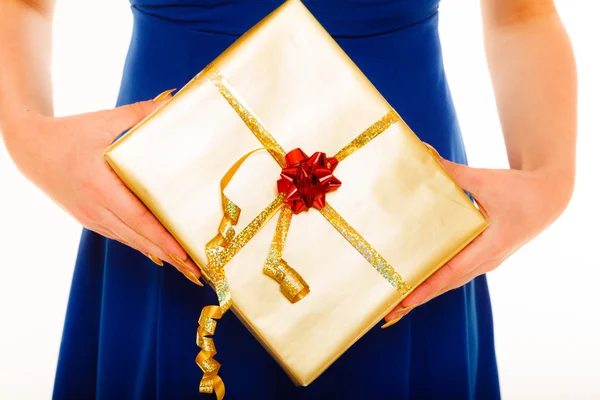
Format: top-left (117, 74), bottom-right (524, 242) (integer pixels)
top-left (203, 148), bottom-right (265, 311)
top-left (263, 204), bottom-right (310, 303)
top-left (197, 148), bottom-right (282, 396)
top-left (196, 64), bottom-right (412, 397)
top-left (196, 306), bottom-right (225, 400)
top-left (198, 194), bottom-right (285, 396)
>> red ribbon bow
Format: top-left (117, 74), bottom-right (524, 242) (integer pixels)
top-left (277, 148), bottom-right (341, 214)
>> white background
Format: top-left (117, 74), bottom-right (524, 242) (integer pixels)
top-left (0, 1), bottom-right (598, 398)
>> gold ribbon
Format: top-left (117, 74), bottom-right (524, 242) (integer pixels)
top-left (196, 63), bottom-right (412, 397)
top-left (196, 306), bottom-right (225, 399)
top-left (263, 204), bottom-right (311, 303)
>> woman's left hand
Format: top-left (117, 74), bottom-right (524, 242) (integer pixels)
top-left (383, 151), bottom-right (574, 328)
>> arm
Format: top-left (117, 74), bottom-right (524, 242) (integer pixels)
top-left (385, 0), bottom-right (577, 325)
top-left (0, 0), bottom-right (54, 137)
top-left (0, 1), bottom-right (202, 284)
top-left (482, 0), bottom-right (576, 206)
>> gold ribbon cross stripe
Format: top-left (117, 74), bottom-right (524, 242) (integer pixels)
top-left (196, 63), bottom-right (412, 398)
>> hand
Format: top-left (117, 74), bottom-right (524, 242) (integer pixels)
top-left (3, 89), bottom-right (203, 286)
top-left (382, 148), bottom-right (573, 328)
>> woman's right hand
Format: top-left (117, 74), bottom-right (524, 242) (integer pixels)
top-left (3, 89), bottom-right (203, 286)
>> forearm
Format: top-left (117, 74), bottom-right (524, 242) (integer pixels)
top-left (0, 0), bottom-right (54, 141)
top-left (482, 2), bottom-right (577, 200)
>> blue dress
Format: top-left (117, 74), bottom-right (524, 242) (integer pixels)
top-left (53, 1), bottom-right (501, 399)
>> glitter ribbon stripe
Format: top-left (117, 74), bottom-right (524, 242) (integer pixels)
top-left (206, 64), bottom-right (287, 168)
top-left (319, 204), bottom-right (411, 294)
top-left (334, 110), bottom-right (401, 162)
top-left (195, 64), bottom-right (412, 398)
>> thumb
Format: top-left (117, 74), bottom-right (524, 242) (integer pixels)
top-left (438, 156), bottom-right (491, 219)
top-left (101, 89), bottom-right (176, 140)
top-left (422, 142), bottom-right (484, 198)
top-left (438, 158), bottom-right (483, 196)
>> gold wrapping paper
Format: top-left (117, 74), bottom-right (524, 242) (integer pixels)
top-left (104, 0), bottom-right (488, 390)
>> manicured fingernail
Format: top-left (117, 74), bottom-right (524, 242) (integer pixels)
top-left (146, 253), bottom-right (163, 266)
top-left (399, 304), bottom-right (419, 312)
top-left (170, 253), bottom-right (190, 270)
top-left (423, 142), bottom-right (441, 160)
top-left (381, 314), bottom-right (404, 329)
top-left (170, 254), bottom-right (203, 286)
top-left (183, 270), bottom-right (204, 287)
top-left (381, 304), bottom-right (419, 329)
top-left (153, 88), bottom-right (176, 102)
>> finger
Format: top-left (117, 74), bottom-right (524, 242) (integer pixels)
top-left (445, 259), bottom-right (500, 292)
top-left (91, 223), bottom-right (161, 264)
top-left (88, 224), bottom-right (123, 243)
top-left (444, 270), bottom-right (481, 293)
top-left (437, 158), bottom-right (485, 194)
top-left (100, 184), bottom-right (199, 273)
top-left (385, 235), bottom-right (502, 326)
top-left (384, 262), bottom-right (488, 327)
top-left (97, 229), bottom-right (121, 243)
top-left (382, 303), bottom-right (420, 327)
top-left (422, 142), bottom-right (442, 159)
top-left (81, 218), bottom-right (122, 241)
top-left (99, 89), bottom-right (175, 141)
top-left (437, 159), bottom-right (492, 220)
top-left (410, 259), bottom-right (499, 313)
top-left (106, 211), bottom-right (198, 277)
top-left (84, 218), bottom-right (157, 258)
top-left (422, 142), bottom-right (491, 217)
top-left (398, 229), bottom-right (495, 308)
top-left (384, 282), bottom-right (459, 327)
top-left (99, 205), bottom-right (200, 278)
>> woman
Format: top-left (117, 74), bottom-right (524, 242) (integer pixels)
top-left (0, 0), bottom-right (576, 398)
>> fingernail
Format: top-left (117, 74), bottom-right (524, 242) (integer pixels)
top-left (171, 254), bottom-right (204, 287)
top-left (183, 270), bottom-right (204, 287)
top-left (146, 253), bottom-right (163, 266)
top-left (381, 314), bottom-right (404, 329)
top-left (170, 253), bottom-right (188, 269)
top-left (423, 142), bottom-right (442, 160)
top-left (381, 304), bottom-right (419, 329)
top-left (153, 88), bottom-right (176, 102)
top-left (399, 304), bottom-right (420, 313)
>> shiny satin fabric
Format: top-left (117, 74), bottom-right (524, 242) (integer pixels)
top-left (105, 0), bottom-right (487, 388)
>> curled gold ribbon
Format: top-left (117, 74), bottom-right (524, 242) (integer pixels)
top-left (197, 148), bottom-right (274, 396)
top-left (196, 306), bottom-right (225, 400)
top-left (263, 204), bottom-right (310, 303)
top-left (195, 64), bottom-right (412, 397)
top-left (203, 148), bottom-right (265, 311)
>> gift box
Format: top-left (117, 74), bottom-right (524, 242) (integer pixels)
top-left (104, 0), bottom-right (488, 397)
